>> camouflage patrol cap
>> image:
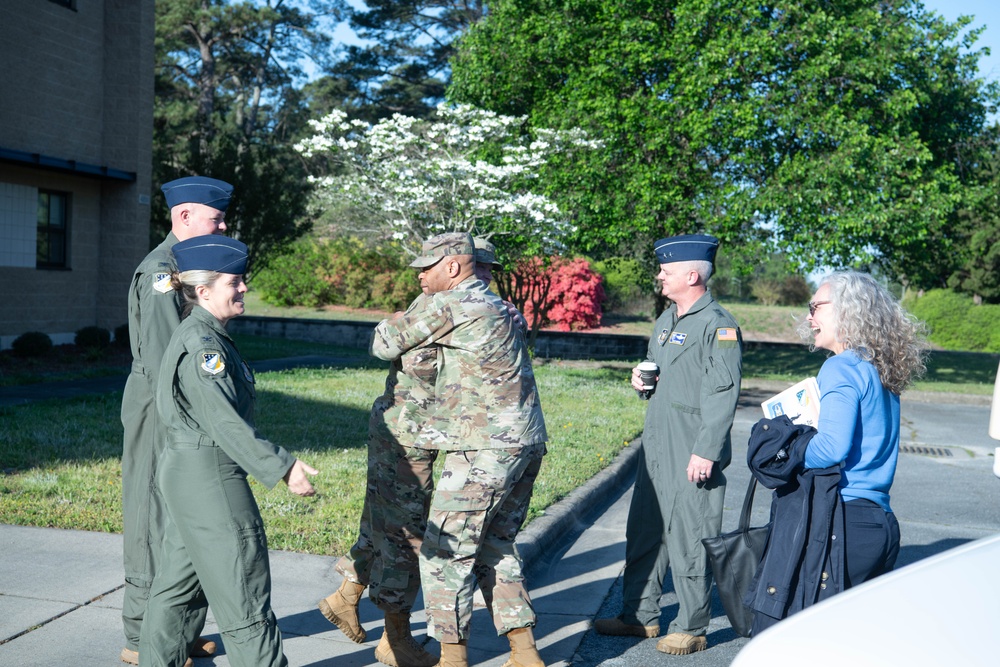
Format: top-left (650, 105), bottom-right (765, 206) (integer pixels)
top-left (409, 232), bottom-right (475, 268)
top-left (473, 237), bottom-right (503, 269)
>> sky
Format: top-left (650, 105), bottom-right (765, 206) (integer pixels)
top-left (922, 0), bottom-right (1000, 84)
top-left (326, 1), bottom-right (1000, 83)
top-left (320, 2), bottom-right (999, 281)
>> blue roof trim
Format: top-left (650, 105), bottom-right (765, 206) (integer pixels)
top-left (0, 147), bottom-right (136, 182)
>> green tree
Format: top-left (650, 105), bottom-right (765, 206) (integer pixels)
top-left (449, 0), bottom-right (997, 281)
top-left (294, 104), bottom-right (599, 264)
top-left (306, 0), bottom-right (484, 122)
top-left (153, 0), bottom-right (346, 269)
top-left (946, 125), bottom-right (1000, 303)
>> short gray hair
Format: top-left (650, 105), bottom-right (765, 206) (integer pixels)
top-left (676, 259), bottom-right (713, 283)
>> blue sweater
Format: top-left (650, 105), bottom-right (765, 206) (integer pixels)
top-left (804, 349), bottom-right (900, 512)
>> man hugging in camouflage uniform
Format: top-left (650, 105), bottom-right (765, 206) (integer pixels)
top-left (318, 324), bottom-right (440, 667)
top-left (371, 232), bottom-right (548, 667)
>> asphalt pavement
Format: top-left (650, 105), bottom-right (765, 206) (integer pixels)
top-left (2, 370), bottom-right (999, 666)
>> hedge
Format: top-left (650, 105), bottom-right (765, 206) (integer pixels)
top-left (905, 289), bottom-right (1000, 353)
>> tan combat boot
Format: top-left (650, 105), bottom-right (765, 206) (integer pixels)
top-left (656, 632), bottom-right (707, 655)
top-left (374, 612), bottom-right (437, 667)
top-left (501, 627), bottom-right (544, 667)
top-left (592, 616), bottom-right (659, 638)
top-left (318, 579), bottom-right (368, 643)
top-left (119, 648), bottom-right (192, 667)
top-left (191, 636), bottom-right (218, 657)
top-left (435, 640), bottom-right (468, 667)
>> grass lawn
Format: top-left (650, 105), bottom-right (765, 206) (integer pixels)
top-left (2, 297), bottom-right (997, 555)
top-left (242, 291), bottom-right (386, 323)
top-left (0, 357), bottom-right (646, 555)
top-left (742, 342), bottom-right (1000, 395)
top-left (0, 334), bottom-right (376, 387)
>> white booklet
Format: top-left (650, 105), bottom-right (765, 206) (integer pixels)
top-left (761, 377), bottom-right (821, 427)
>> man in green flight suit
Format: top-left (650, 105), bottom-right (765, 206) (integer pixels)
top-left (594, 234), bottom-right (742, 656)
top-left (119, 176), bottom-right (232, 665)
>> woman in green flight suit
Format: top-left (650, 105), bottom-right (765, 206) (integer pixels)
top-left (139, 235), bottom-right (318, 667)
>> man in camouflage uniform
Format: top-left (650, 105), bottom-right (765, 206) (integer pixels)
top-left (318, 294), bottom-right (439, 667)
top-left (371, 232), bottom-right (548, 667)
top-left (593, 234), bottom-right (742, 656)
top-left (120, 176), bottom-right (232, 665)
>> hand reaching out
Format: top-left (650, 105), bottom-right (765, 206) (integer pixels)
top-left (284, 459), bottom-right (318, 496)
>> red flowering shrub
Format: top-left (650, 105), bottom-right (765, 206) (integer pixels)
top-left (512, 257), bottom-right (605, 332)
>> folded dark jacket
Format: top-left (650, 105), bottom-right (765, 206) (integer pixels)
top-left (743, 415), bottom-right (845, 629)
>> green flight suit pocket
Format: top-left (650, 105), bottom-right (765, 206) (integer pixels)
top-left (236, 523), bottom-right (271, 607)
top-left (708, 357), bottom-right (735, 393)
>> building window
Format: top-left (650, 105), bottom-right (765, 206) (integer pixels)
top-left (0, 182), bottom-right (37, 268)
top-left (37, 191), bottom-right (69, 269)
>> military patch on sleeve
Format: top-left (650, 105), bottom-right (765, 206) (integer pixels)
top-left (716, 328), bottom-right (737, 341)
top-left (152, 272), bottom-right (173, 294)
top-left (201, 352), bottom-right (225, 375)
top-left (716, 327), bottom-right (739, 348)
top-left (669, 332), bottom-right (687, 345)
top-left (242, 360), bottom-right (254, 383)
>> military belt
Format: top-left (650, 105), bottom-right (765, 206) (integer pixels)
top-left (166, 433), bottom-right (216, 449)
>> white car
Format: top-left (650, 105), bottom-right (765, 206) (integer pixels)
top-left (731, 533), bottom-right (1000, 666)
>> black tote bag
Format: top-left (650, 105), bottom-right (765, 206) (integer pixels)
top-left (701, 476), bottom-right (770, 637)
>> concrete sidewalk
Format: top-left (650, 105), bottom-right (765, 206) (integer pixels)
top-left (2, 376), bottom-right (999, 666)
top-left (0, 441), bottom-right (643, 667)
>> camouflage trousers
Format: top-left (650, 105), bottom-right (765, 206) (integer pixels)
top-left (420, 443), bottom-right (546, 643)
top-left (336, 432), bottom-right (436, 613)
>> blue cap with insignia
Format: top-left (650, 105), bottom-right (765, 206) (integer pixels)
top-left (161, 176), bottom-right (234, 212)
top-left (173, 235), bottom-right (248, 274)
top-left (654, 234), bottom-right (720, 264)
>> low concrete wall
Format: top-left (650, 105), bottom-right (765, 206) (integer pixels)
top-left (230, 316), bottom-right (376, 351)
top-left (230, 315), bottom-right (651, 360)
top-left (229, 315), bottom-right (801, 361)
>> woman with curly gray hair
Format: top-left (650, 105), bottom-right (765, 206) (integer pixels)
top-left (802, 270), bottom-right (927, 587)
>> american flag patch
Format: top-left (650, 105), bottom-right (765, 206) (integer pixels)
top-left (716, 328), bottom-right (737, 342)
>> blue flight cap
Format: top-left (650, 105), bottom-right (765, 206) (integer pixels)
top-left (173, 235), bottom-right (248, 274)
top-left (161, 176), bottom-right (234, 211)
top-left (654, 234), bottom-right (720, 264)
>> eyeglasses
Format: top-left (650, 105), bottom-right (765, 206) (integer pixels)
top-left (808, 301), bottom-right (831, 316)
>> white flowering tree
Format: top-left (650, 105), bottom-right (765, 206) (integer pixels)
top-left (294, 103), bottom-right (600, 261)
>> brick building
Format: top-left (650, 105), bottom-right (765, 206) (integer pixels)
top-left (0, 0), bottom-right (155, 348)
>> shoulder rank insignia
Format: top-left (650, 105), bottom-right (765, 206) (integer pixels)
top-left (153, 272), bottom-right (173, 294)
top-left (658, 330), bottom-right (669, 345)
top-left (669, 331), bottom-right (687, 345)
top-left (201, 352), bottom-right (225, 375)
top-left (716, 328), bottom-right (737, 342)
